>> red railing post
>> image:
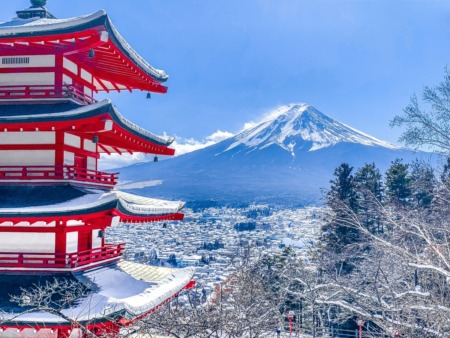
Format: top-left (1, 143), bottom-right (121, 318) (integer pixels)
top-left (21, 167), bottom-right (27, 180)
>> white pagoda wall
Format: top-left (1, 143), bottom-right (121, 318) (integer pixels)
top-left (0, 55), bottom-right (55, 68)
top-left (0, 132), bottom-right (55, 166)
top-left (92, 229), bottom-right (102, 248)
top-left (0, 132), bottom-right (98, 169)
top-left (0, 55), bottom-right (56, 87)
top-left (63, 151), bottom-right (75, 166)
top-left (0, 232), bottom-right (55, 253)
top-left (63, 133), bottom-right (98, 170)
top-left (66, 232), bottom-right (78, 254)
top-left (63, 56), bottom-right (95, 97)
top-left (0, 150), bottom-right (54, 166)
top-left (84, 139), bottom-right (97, 152)
top-left (87, 157), bottom-right (96, 170)
top-left (64, 133), bottom-right (81, 148)
top-left (0, 131), bottom-right (55, 144)
top-left (0, 72), bottom-right (55, 86)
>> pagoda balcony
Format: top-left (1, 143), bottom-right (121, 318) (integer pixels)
top-left (0, 165), bottom-right (118, 189)
top-left (0, 243), bottom-right (125, 273)
top-left (0, 84), bottom-right (97, 105)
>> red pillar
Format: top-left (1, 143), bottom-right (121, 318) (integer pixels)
top-left (55, 54), bottom-right (64, 96)
top-left (54, 221), bottom-right (67, 262)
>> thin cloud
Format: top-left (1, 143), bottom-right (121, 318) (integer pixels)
top-left (243, 121), bottom-right (258, 130)
top-left (99, 129), bottom-right (234, 169)
top-left (98, 152), bottom-right (149, 170)
top-left (172, 129), bottom-right (234, 156)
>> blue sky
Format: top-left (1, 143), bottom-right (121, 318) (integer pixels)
top-left (3, 1), bottom-right (450, 161)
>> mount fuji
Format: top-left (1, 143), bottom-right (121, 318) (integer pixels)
top-left (114, 104), bottom-right (434, 205)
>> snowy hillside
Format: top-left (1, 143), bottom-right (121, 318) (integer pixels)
top-left (226, 103), bottom-right (398, 155)
top-left (114, 104), bottom-right (435, 205)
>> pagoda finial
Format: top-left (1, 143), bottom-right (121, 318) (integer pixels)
top-left (17, 0), bottom-right (54, 19)
top-left (30, 0), bottom-right (47, 7)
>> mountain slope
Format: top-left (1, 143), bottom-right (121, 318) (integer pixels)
top-left (114, 104), bottom-right (435, 205)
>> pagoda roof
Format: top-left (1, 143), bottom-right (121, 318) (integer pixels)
top-left (0, 10), bottom-right (168, 93)
top-left (0, 101), bottom-right (84, 117)
top-left (0, 260), bottom-right (195, 326)
top-left (0, 185), bottom-right (87, 208)
top-left (0, 187), bottom-right (184, 221)
top-left (0, 99), bottom-right (175, 155)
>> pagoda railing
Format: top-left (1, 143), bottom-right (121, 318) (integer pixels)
top-left (0, 84), bottom-right (97, 105)
top-left (0, 243), bottom-right (125, 270)
top-left (0, 165), bottom-right (118, 188)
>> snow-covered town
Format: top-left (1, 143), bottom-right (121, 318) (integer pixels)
top-left (107, 206), bottom-right (324, 295)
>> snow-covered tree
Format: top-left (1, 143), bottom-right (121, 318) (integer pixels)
top-left (391, 68), bottom-right (450, 154)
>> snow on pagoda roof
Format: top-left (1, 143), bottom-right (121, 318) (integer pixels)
top-left (0, 188), bottom-right (184, 217)
top-left (0, 10), bottom-right (168, 83)
top-left (84, 261), bottom-right (194, 316)
top-left (1, 261), bottom-right (194, 324)
top-left (0, 99), bottom-right (174, 147)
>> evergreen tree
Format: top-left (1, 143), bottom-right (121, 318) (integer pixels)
top-left (354, 163), bottom-right (383, 202)
top-left (323, 163), bottom-right (359, 252)
top-left (354, 163), bottom-right (384, 233)
top-left (441, 157), bottom-right (450, 188)
top-left (385, 159), bottom-right (411, 206)
top-left (327, 163), bottom-right (358, 212)
top-left (168, 254), bottom-right (177, 267)
top-left (410, 160), bottom-right (436, 208)
top-left (433, 157), bottom-right (450, 213)
top-left (200, 254), bottom-right (209, 265)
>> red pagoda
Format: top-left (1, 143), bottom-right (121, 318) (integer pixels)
top-left (0, 1), bottom-right (194, 337)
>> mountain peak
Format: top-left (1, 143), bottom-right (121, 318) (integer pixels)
top-left (225, 103), bottom-right (398, 155)
top-left (261, 103), bottom-right (309, 123)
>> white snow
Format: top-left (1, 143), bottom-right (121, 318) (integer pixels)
top-left (117, 180), bottom-right (163, 190)
top-left (226, 103), bottom-right (399, 155)
top-left (115, 190), bottom-right (185, 215)
top-left (122, 267), bottom-right (194, 315)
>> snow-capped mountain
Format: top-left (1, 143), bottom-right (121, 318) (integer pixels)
top-left (225, 103), bottom-right (397, 155)
top-left (115, 104), bottom-right (435, 205)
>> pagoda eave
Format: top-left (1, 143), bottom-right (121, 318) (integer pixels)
top-left (0, 11), bottom-right (169, 93)
top-left (0, 189), bottom-right (184, 222)
top-left (0, 211), bottom-right (184, 228)
top-left (114, 211), bottom-right (185, 224)
top-left (0, 99), bottom-right (175, 155)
